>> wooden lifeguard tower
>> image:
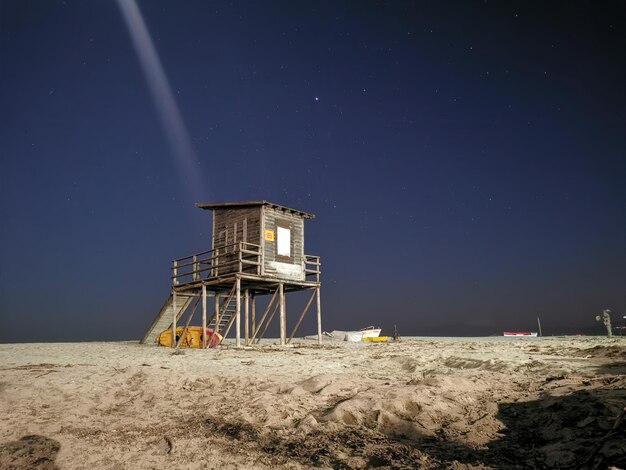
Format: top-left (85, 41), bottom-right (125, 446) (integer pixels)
top-left (141, 201), bottom-right (322, 347)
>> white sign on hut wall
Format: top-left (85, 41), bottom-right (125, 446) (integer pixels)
top-left (276, 226), bottom-right (291, 257)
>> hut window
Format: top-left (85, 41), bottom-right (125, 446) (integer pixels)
top-left (276, 226), bottom-right (291, 257)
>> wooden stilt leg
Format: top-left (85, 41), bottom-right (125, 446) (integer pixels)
top-left (288, 288), bottom-right (317, 343)
top-left (244, 289), bottom-right (249, 346)
top-left (235, 278), bottom-right (241, 347)
top-left (257, 297), bottom-right (280, 344)
top-left (202, 285), bottom-right (207, 349)
top-left (207, 293), bottom-right (222, 347)
top-left (172, 291), bottom-right (177, 349)
top-left (250, 288), bottom-right (279, 343)
top-left (214, 294), bottom-right (220, 334)
top-left (279, 283), bottom-right (285, 345)
top-left (316, 287), bottom-right (322, 345)
top-left (251, 293), bottom-right (256, 338)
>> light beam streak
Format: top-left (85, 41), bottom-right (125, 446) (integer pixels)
top-left (117, 0), bottom-right (205, 200)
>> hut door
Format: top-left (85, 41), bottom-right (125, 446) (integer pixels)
top-left (216, 230), bottom-right (227, 250)
top-left (216, 221), bottom-right (248, 275)
top-left (232, 220), bottom-right (247, 246)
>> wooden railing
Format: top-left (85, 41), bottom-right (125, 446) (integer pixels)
top-left (305, 255), bottom-right (321, 283)
top-left (172, 242), bottom-right (262, 286)
top-left (172, 243), bottom-right (322, 286)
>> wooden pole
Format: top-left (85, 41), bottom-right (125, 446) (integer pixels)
top-left (214, 294), bottom-right (220, 333)
top-left (251, 293), bottom-right (256, 338)
top-left (603, 309), bottom-right (613, 337)
top-left (204, 293), bottom-right (219, 347)
top-left (316, 286), bottom-right (322, 345)
top-left (537, 316), bottom-right (542, 337)
top-left (202, 294), bottom-right (219, 348)
top-left (257, 298), bottom-right (280, 344)
top-left (279, 283), bottom-right (285, 345)
top-left (209, 284), bottom-right (236, 344)
top-left (250, 288), bottom-right (279, 343)
top-left (244, 289), bottom-right (249, 346)
top-left (287, 288), bottom-right (317, 343)
top-left (202, 285), bottom-right (207, 348)
top-left (235, 278), bottom-right (241, 347)
top-left (176, 298), bottom-right (199, 348)
top-left (238, 242), bottom-right (243, 273)
top-left (172, 291), bottom-right (177, 348)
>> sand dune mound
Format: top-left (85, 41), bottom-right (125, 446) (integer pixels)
top-left (576, 344), bottom-right (626, 358)
top-left (442, 356), bottom-right (510, 371)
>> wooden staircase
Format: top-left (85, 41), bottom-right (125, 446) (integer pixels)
top-left (140, 293), bottom-right (195, 344)
top-left (208, 284), bottom-right (238, 339)
top-left (141, 282), bottom-right (240, 346)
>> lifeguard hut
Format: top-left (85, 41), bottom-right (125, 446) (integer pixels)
top-left (141, 201), bottom-right (322, 347)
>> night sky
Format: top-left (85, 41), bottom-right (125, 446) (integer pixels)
top-left (1, 1), bottom-right (625, 342)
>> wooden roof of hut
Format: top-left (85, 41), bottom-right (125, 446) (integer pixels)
top-left (195, 200), bottom-right (315, 219)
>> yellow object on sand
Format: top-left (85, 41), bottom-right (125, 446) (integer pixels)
top-left (157, 326), bottom-right (222, 348)
top-left (363, 336), bottom-right (389, 342)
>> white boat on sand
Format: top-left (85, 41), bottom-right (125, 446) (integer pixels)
top-left (328, 326), bottom-right (382, 342)
top-left (359, 326), bottom-right (383, 338)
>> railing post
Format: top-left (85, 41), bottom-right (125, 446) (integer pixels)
top-left (192, 255), bottom-right (198, 281)
top-left (238, 242), bottom-right (243, 273)
top-left (213, 248), bottom-right (219, 278)
top-left (173, 260), bottom-right (178, 286)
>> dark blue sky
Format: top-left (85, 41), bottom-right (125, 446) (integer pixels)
top-left (1, 1), bottom-right (624, 341)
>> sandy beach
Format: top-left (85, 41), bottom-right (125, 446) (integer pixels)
top-left (1, 336), bottom-right (625, 469)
